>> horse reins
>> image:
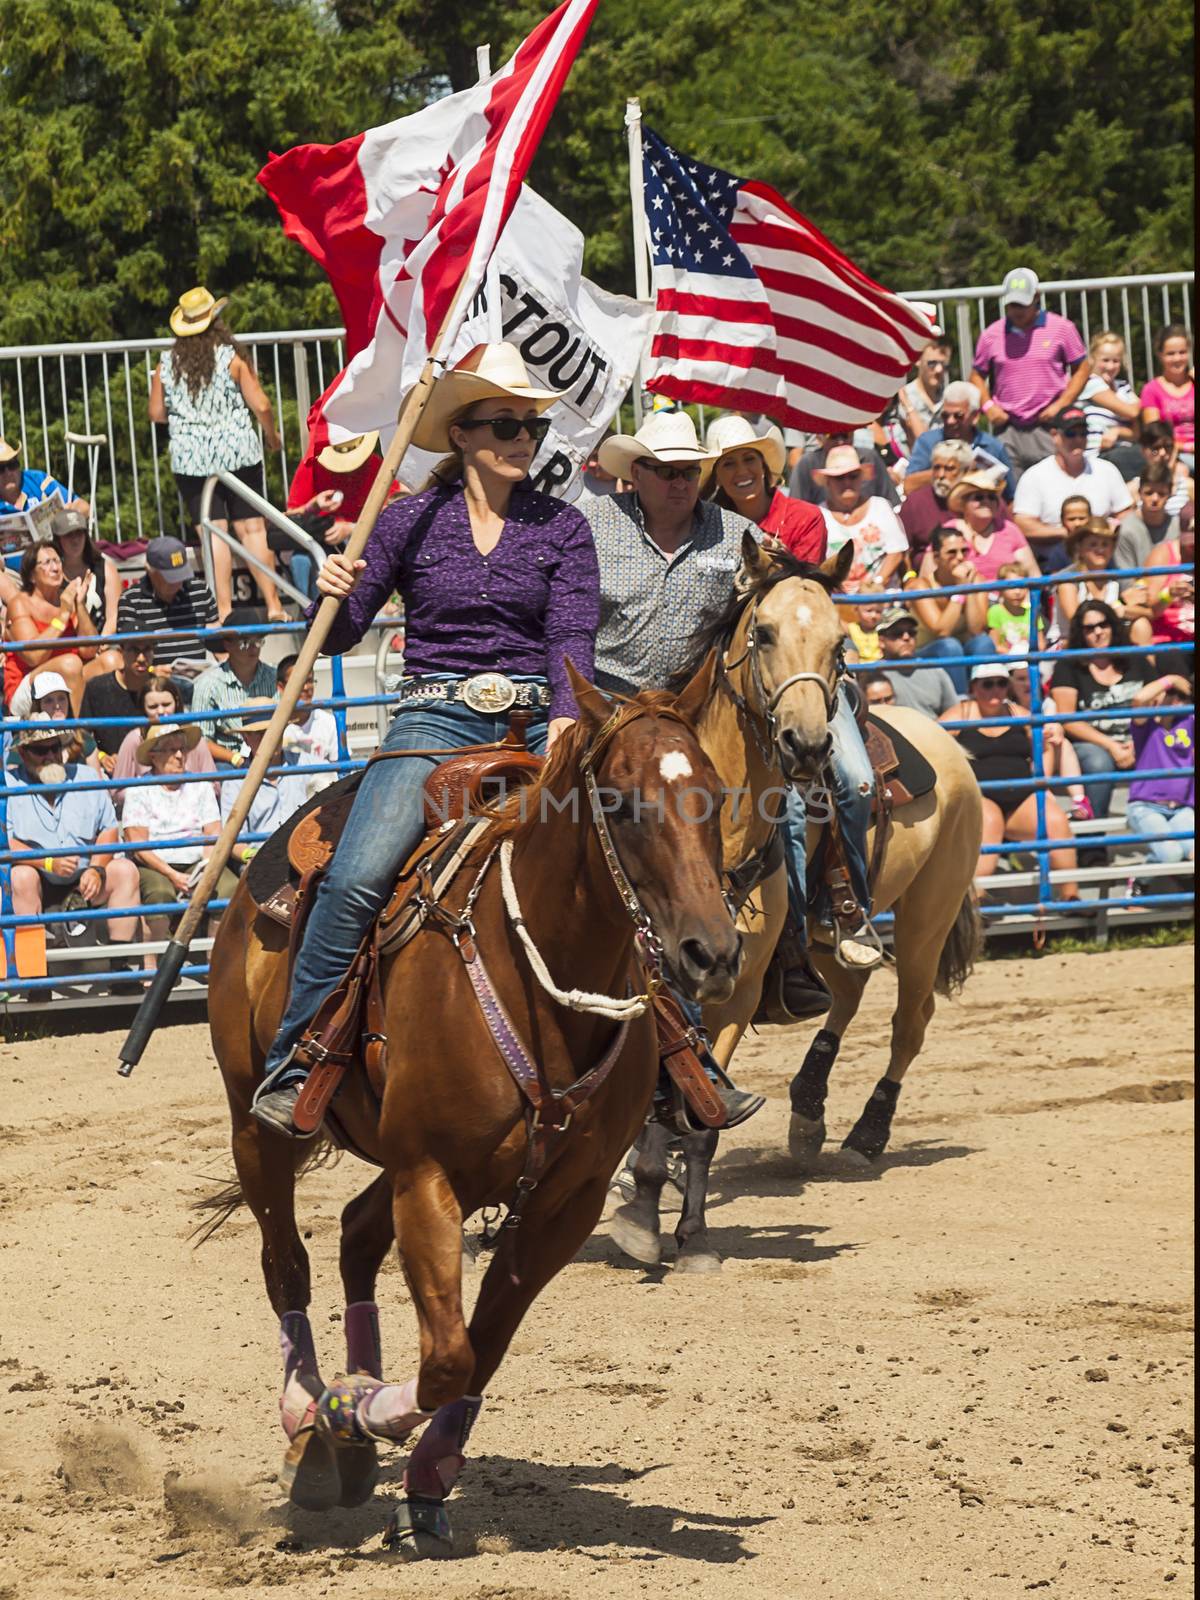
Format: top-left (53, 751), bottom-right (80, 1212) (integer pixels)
top-left (719, 592), bottom-right (844, 765)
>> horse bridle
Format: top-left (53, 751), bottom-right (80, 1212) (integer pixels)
top-left (719, 592), bottom-right (845, 767)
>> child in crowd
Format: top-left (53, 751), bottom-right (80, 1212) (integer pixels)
top-left (988, 564), bottom-right (1044, 651)
top-left (1116, 460), bottom-right (1180, 578)
top-left (843, 579), bottom-right (885, 663)
top-left (1127, 677), bottom-right (1194, 865)
top-left (277, 654), bottom-right (340, 798)
top-left (1060, 494), bottom-right (1092, 545)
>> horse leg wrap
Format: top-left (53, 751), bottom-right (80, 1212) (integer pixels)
top-left (791, 1028), bottom-right (840, 1119)
top-left (402, 1396), bottom-right (482, 1500)
top-left (344, 1300), bottom-right (383, 1379)
top-left (279, 1311), bottom-right (322, 1440)
top-left (843, 1076), bottom-right (901, 1160)
top-left (356, 1375), bottom-right (435, 1443)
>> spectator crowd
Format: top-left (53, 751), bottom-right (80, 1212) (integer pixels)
top-left (1, 270), bottom-right (1194, 992)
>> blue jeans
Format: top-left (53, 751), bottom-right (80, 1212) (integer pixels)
top-left (1070, 739), bottom-right (1119, 818)
top-left (265, 683), bottom-right (548, 1077)
top-left (1125, 801), bottom-right (1194, 864)
top-left (288, 551), bottom-right (318, 602)
top-left (781, 693), bottom-right (875, 941)
top-left (917, 634), bottom-right (993, 695)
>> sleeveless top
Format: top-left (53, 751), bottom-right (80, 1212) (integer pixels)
top-left (4, 611), bottom-right (80, 699)
top-left (160, 343), bottom-right (263, 477)
top-left (1153, 540), bottom-right (1195, 643)
top-left (958, 715), bottom-right (1033, 788)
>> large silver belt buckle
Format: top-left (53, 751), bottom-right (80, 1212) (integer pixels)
top-left (462, 672), bottom-right (517, 714)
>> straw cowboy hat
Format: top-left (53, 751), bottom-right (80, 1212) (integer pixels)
top-left (598, 411), bottom-right (716, 481)
top-left (14, 714), bottom-right (66, 749)
top-left (169, 286), bottom-right (230, 338)
top-left (946, 467), bottom-right (1008, 512)
top-left (1065, 516), bottom-right (1119, 558)
top-left (235, 696), bottom-right (278, 736)
top-left (812, 444), bottom-right (869, 484)
top-left (703, 415), bottom-right (787, 482)
top-left (412, 343), bottom-right (561, 453)
top-left (317, 432), bottom-right (380, 474)
top-left (137, 721), bottom-right (203, 764)
top-left (0, 436), bottom-right (20, 465)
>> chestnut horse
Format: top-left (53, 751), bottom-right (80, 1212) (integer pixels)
top-left (203, 661), bottom-right (741, 1551)
top-left (609, 539), bottom-right (984, 1271)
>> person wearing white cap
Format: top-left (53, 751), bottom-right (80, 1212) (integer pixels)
top-left (703, 415), bottom-right (826, 563)
top-left (970, 267), bottom-right (1091, 478)
top-left (251, 343), bottom-right (601, 1138)
top-left (4, 669), bottom-right (103, 775)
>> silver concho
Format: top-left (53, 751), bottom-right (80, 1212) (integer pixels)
top-left (462, 672), bottom-right (518, 714)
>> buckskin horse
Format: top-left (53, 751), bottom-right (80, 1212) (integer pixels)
top-left (608, 538), bottom-right (984, 1272)
top-left (202, 660), bottom-right (741, 1551)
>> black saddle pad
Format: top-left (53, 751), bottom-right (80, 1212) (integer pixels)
top-left (867, 711), bottom-right (936, 804)
top-left (245, 769), bottom-right (364, 906)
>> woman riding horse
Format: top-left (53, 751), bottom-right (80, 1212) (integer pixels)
top-left (251, 342), bottom-right (596, 1136)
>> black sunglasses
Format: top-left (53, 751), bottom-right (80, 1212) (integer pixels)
top-left (1082, 619), bottom-right (1111, 632)
top-left (975, 678), bottom-right (1009, 689)
top-left (456, 416), bottom-right (550, 443)
top-left (637, 459), bottom-right (702, 482)
top-left (883, 624), bottom-right (917, 638)
top-left (26, 741), bottom-right (64, 758)
top-left (1059, 427), bottom-right (1087, 439)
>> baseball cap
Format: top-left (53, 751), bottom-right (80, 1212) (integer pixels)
top-left (1000, 268), bottom-right (1039, 309)
top-left (971, 661), bottom-right (1011, 682)
top-left (30, 670), bottom-right (71, 702)
top-left (879, 605), bottom-right (919, 632)
top-left (145, 536), bottom-right (194, 582)
top-left (1053, 405), bottom-right (1087, 429)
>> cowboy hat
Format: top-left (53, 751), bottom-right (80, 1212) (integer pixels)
top-left (15, 715), bottom-right (67, 749)
top-left (169, 286), bottom-right (230, 338)
top-left (598, 411), bottom-right (716, 481)
top-left (812, 444), bottom-right (868, 484)
top-left (235, 696), bottom-right (278, 736)
top-left (946, 467), bottom-right (1008, 512)
top-left (1065, 516), bottom-right (1119, 557)
top-left (0, 436), bottom-right (20, 465)
top-left (703, 415), bottom-right (786, 481)
top-left (137, 720), bottom-right (203, 764)
top-left (412, 343), bottom-right (561, 453)
top-left (316, 431), bottom-right (380, 474)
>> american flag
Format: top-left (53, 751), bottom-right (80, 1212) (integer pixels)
top-left (641, 129), bottom-right (934, 432)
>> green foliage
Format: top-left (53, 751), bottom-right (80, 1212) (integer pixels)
top-left (0, 0), bottom-right (1192, 347)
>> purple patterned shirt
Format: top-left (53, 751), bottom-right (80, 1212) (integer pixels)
top-left (316, 483), bottom-right (599, 721)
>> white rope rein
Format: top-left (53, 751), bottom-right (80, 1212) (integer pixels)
top-left (498, 841), bottom-right (651, 1020)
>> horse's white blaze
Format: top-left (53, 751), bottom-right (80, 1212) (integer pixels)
top-left (659, 751), bottom-right (693, 783)
top-left (793, 602), bottom-right (814, 626)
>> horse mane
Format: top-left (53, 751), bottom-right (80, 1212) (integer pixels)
top-left (685, 544), bottom-right (837, 683)
top-left (483, 688), bottom-right (683, 843)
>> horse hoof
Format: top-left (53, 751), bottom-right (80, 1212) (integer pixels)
top-left (838, 1138), bottom-right (881, 1168)
top-left (280, 1427), bottom-right (341, 1512)
top-left (673, 1250), bottom-right (722, 1274)
top-left (383, 1496), bottom-right (454, 1560)
top-left (608, 1205), bottom-right (662, 1266)
top-left (788, 1113), bottom-right (826, 1166)
top-left (336, 1441), bottom-right (380, 1507)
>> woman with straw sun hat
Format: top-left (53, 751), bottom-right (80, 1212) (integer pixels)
top-left (148, 286), bottom-right (288, 621)
top-left (251, 341), bottom-right (601, 1138)
top-left (704, 415), bottom-right (827, 564)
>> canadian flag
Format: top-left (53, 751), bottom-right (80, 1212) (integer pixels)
top-left (258, 0), bottom-right (601, 471)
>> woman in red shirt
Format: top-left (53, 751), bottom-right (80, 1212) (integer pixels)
top-left (704, 416), bottom-right (827, 561)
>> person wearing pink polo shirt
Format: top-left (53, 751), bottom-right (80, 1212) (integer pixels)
top-left (970, 267), bottom-right (1091, 478)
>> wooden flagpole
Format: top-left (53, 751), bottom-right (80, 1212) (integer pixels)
top-left (116, 287), bottom-right (471, 1076)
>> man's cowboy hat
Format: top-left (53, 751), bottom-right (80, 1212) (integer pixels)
top-left (598, 411), bottom-right (716, 480)
top-left (137, 720), bottom-right (202, 764)
top-left (412, 343), bottom-right (561, 453)
top-left (703, 415), bottom-right (786, 481)
top-left (236, 696), bottom-right (278, 736)
top-left (317, 432), bottom-right (380, 474)
top-left (812, 444), bottom-right (868, 484)
top-left (169, 286), bottom-right (230, 338)
top-left (0, 436), bottom-right (20, 465)
top-left (15, 715), bottom-right (68, 750)
top-left (946, 467), bottom-right (1008, 512)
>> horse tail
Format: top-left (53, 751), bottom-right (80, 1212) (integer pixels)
top-left (189, 1136), bottom-right (339, 1246)
top-left (934, 892), bottom-right (983, 998)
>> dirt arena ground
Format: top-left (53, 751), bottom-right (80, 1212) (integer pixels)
top-left (0, 944), bottom-right (1193, 1599)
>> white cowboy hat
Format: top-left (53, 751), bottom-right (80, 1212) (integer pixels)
top-left (137, 720), bottom-right (202, 764)
top-left (0, 436), bottom-right (20, 465)
top-left (317, 431), bottom-right (379, 474)
top-left (703, 415), bottom-right (786, 481)
top-left (169, 286), bottom-right (230, 338)
top-left (598, 411), bottom-right (716, 480)
top-left (235, 696), bottom-right (278, 736)
top-left (412, 343), bottom-right (561, 453)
